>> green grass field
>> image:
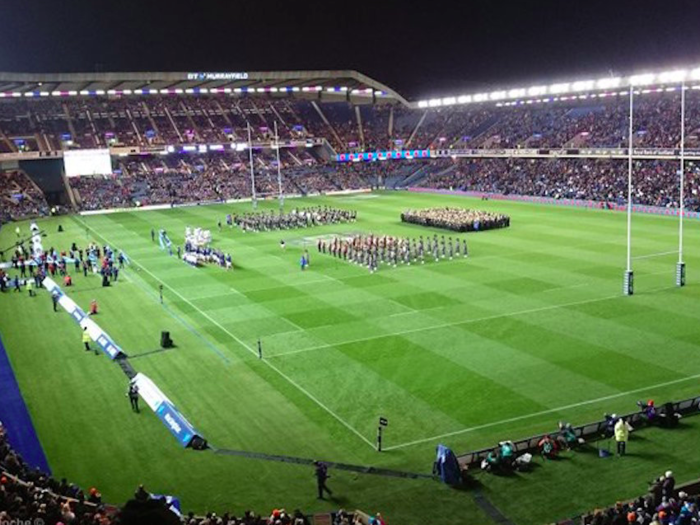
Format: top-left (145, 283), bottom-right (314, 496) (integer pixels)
top-left (2, 190), bottom-right (700, 525)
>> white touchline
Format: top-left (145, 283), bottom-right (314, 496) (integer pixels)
top-left (82, 219), bottom-right (376, 449)
top-left (382, 371), bottom-right (700, 451)
top-left (269, 292), bottom-right (622, 359)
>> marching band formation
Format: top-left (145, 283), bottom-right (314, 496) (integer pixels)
top-left (318, 233), bottom-right (468, 273)
top-left (401, 207), bottom-right (510, 232)
top-left (233, 206), bottom-right (357, 232)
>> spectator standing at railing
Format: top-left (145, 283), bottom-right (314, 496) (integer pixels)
top-left (662, 470), bottom-right (676, 499)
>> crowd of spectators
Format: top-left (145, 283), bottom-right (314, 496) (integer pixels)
top-left (1, 421), bottom-right (380, 525)
top-left (2, 89), bottom-right (700, 154)
top-left (0, 170), bottom-right (50, 222)
top-left (0, 420), bottom-right (113, 524)
top-left (63, 153), bottom-right (394, 211)
top-left (419, 157), bottom-right (700, 211)
top-left (581, 471), bottom-right (699, 525)
top-left (0, 97), bottom-right (331, 151)
top-left (4, 89), bottom-right (700, 216)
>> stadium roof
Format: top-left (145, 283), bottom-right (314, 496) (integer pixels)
top-left (0, 70), bottom-right (408, 105)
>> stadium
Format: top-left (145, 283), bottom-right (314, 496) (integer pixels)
top-left (2, 7), bottom-right (700, 525)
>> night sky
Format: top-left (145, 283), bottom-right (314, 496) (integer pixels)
top-left (1, 0), bottom-right (700, 99)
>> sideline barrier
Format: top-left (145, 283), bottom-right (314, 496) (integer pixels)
top-left (132, 373), bottom-right (204, 449)
top-left (457, 396), bottom-right (700, 468)
top-left (408, 188), bottom-right (700, 220)
top-left (42, 276), bottom-right (124, 359)
top-left (40, 279), bottom-right (206, 448)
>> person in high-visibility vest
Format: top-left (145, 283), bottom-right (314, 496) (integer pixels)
top-left (614, 417), bottom-right (633, 456)
top-left (82, 327), bottom-right (92, 352)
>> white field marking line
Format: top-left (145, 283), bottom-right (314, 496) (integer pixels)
top-left (84, 226), bottom-right (376, 449)
top-left (632, 250), bottom-right (679, 260)
top-left (383, 370), bottom-right (700, 451)
top-left (388, 310), bottom-right (419, 318)
top-left (268, 292), bottom-right (621, 359)
top-left (186, 290), bottom-right (242, 302)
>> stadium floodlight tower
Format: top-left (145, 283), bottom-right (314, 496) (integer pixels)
top-left (623, 83), bottom-right (635, 296)
top-left (677, 79), bottom-right (687, 287)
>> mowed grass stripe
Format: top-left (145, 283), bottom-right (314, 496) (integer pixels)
top-left (79, 214), bottom-right (379, 448)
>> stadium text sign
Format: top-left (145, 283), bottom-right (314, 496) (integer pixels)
top-left (187, 72), bottom-right (249, 81)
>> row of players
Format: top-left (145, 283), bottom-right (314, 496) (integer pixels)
top-left (232, 206), bottom-right (357, 232)
top-left (317, 234), bottom-right (468, 272)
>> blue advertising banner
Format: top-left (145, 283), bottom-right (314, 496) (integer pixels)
top-left (155, 401), bottom-right (197, 447)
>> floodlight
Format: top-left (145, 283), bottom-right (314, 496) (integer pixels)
top-left (596, 77), bottom-right (621, 89)
top-left (507, 88), bottom-right (526, 98)
top-left (428, 98), bottom-right (442, 107)
top-left (571, 80), bottom-right (594, 91)
top-left (549, 83), bottom-right (570, 94)
top-left (658, 70), bottom-right (687, 83)
top-left (457, 95), bottom-right (472, 104)
top-left (473, 93), bottom-right (488, 102)
top-left (527, 86), bottom-right (547, 97)
top-left (629, 73), bottom-right (655, 86)
top-left (442, 97), bottom-right (456, 105)
top-left (489, 91), bottom-right (506, 100)
top-left (417, 100), bottom-right (428, 108)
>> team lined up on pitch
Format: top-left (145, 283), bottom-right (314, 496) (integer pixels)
top-left (317, 234), bottom-right (468, 272)
top-left (233, 206), bottom-right (357, 232)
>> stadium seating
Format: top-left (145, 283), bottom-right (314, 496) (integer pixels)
top-left (0, 170), bottom-right (50, 221)
top-left (2, 87), bottom-right (700, 217)
top-left (417, 157), bottom-right (700, 211)
top-left (2, 89), bottom-right (699, 154)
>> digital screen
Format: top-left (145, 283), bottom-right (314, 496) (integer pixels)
top-left (64, 149), bottom-right (113, 177)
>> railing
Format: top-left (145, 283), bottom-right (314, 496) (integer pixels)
top-left (457, 396), bottom-right (700, 468)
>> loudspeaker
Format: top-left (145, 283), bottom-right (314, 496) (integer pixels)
top-left (160, 331), bottom-right (173, 348)
top-left (190, 436), bottom-right (208, 450)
